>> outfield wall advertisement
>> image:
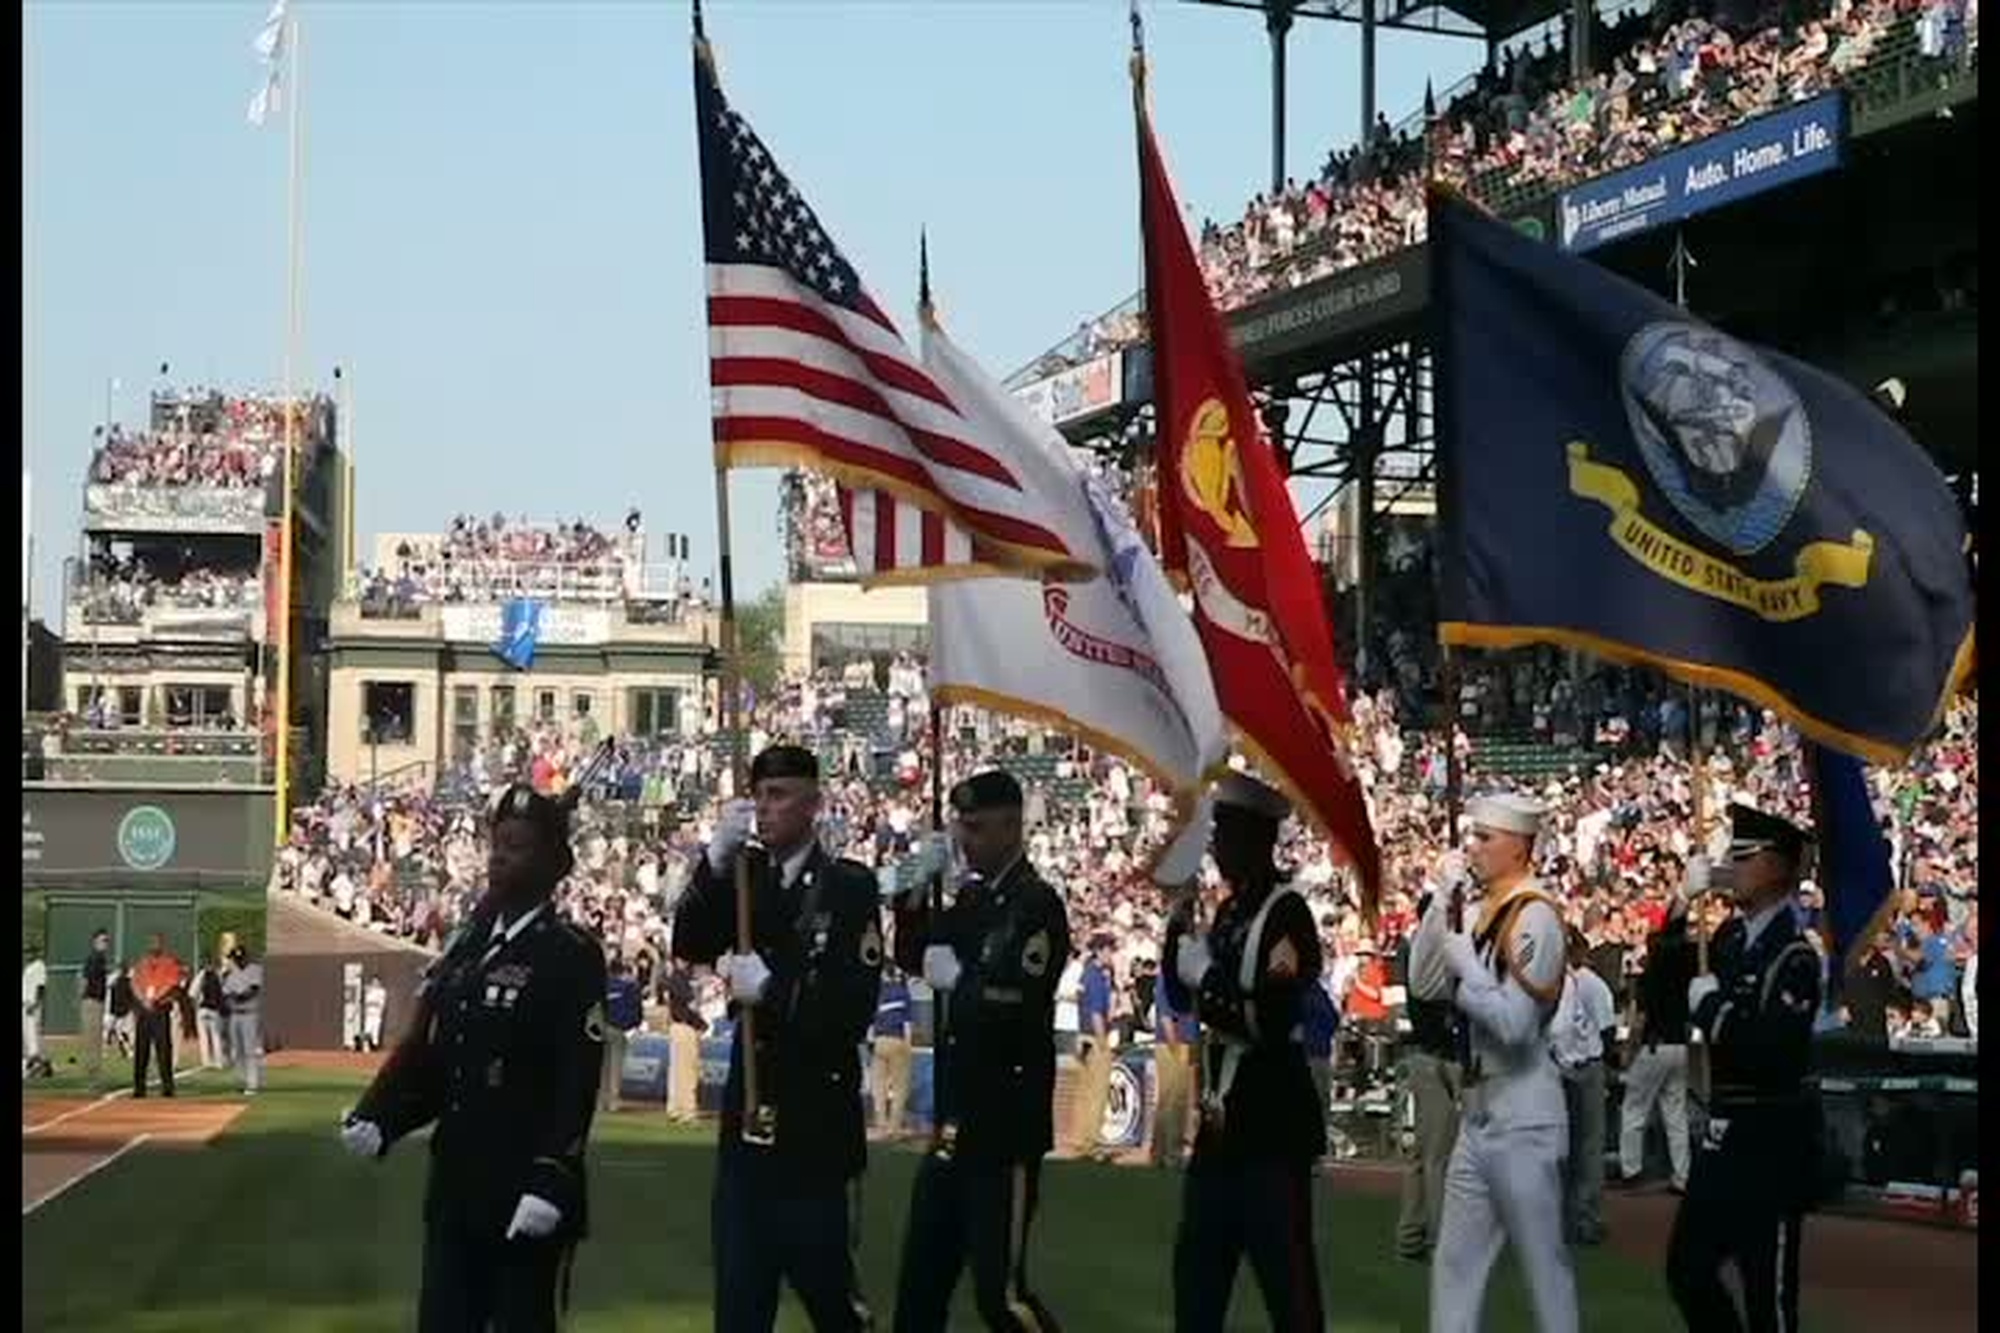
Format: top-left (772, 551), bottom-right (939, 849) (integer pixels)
top-left (22, 787), bottom-right (275, 887)
top-left (1559, 92), bottom-right (1847, 252)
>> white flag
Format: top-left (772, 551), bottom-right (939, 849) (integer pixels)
top-left (253, 0), bottom-right (289, 61)
top-left (247, 73), bottom-right (282, 128)
top-left (248, 0), bottom-right (288, 127)
top-left (921, 319), bottom-right (1226, 870)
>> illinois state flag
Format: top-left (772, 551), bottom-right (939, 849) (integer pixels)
top-left (1430, 189), bottom-right (1975, 763)
top-left (1135, 84), bottom-right (1382, 916)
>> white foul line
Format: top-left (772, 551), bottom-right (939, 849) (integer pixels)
top-left (22, 1133), bottom-right (151, 1218)
top-left (21, 1088), bottom-right (132, 1138)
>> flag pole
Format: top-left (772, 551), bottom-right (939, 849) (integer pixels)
top-left (272, 5), bottom-right (305, 847)
top-left (339, 364), bottom-right (355, 587)
top-left (1668, 228), bottom-right (1716, 1099)
top-left (694, 3), bottom-right (772, 1145)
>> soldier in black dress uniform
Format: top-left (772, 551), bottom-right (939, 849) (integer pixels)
top-left (340, 783), bottom-right (608, 1333)
top-left (1666, 803), bottom-right (1824, 1333)
top-left (672, 743), bottom-right (883, 1333)
top-left (1163, 772), bottom-right (1326, 1333)
top-left (889, 769), bottom-right (1069, 1333)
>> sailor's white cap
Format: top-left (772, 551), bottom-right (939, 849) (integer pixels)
top-left (1468, 791), bottom-right (1545, 838)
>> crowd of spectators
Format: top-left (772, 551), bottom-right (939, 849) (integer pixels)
top-left (73, 554), bottom-right (260, 626)
top-left (1041, 0), bottom-right (1975, 365)
top-left (348, 511), bottom-right (694, 611)
top-left (89, 391), bottom-right (334, 490)
top-left (274, 641), bottom-right (1978, 1052)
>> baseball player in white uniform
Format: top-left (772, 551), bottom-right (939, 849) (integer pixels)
top-left (1410, 792), bottom-right (1577, 1333)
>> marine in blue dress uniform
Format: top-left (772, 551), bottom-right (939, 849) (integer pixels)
top-left (1163, 773), bottom-right (1327, 1333)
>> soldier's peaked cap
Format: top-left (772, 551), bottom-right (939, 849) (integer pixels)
top-left (951, 769), bottom-right (1023, 812)
top-left (1214, 772), bottom-right (1291, 823)
top-left (1727, 803), bottom-right (1809, 861)
top-left (488, 782), bottom-right (570, 845)
top-left (1468, 791), bottom-right (1545, 838)
top-left (751, 743), bottom-right (819, 785)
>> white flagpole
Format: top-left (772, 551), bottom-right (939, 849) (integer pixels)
top-left (273, 7), bottom-right (305, 846)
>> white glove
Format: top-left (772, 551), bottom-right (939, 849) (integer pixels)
top-left (1440, 928), bottom-right (1483, 982)
top-left (706, 799), bottom-right (756, 874)
top-left (504, 1193), bottom-right (562, 1241)
top-left (1678, 854), bottom-right (1711, 905)
top-left (722, 952), bottom-right (772, 1005)
top-left (1175, 934), bottom-right (1214, 989)
top-left (1688, 975), bottom-right (1720, 1013)
top-left (339, 1114), bottom-right (384, 1160)
top-left (922, 944), bottom-right (963, 993)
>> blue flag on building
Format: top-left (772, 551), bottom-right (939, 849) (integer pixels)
top-left (495, 599), bottom-right (544, 670)
top-left (1429, 190), bottom-right (1975, 764)
top-left (1805, 742), bottom-right (1897, 991)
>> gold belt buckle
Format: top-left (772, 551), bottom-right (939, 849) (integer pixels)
top-left (932, 1121), bottom-right (959, 1160)
top-left (742, 1103), bottom-right (778, 1147)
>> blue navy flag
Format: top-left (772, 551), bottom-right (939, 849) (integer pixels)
top-left (495, 599), bottom-right (544, 671)
top-left (1429, 190), bottom-right (1975, 764)
top-left (1805, 742), bottom-right (1897, 991)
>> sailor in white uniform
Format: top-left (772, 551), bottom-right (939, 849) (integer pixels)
top-left (1410, 792), bottom-right (1577, 1333)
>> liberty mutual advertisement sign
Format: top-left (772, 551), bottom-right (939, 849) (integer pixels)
top-left (1560, 93), bottom-right (1847, 253)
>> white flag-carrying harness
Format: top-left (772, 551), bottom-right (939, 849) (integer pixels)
top-left (920, 318), bottom-right (1226, 874)
top-left (248, 0), bottom-right (288, 126)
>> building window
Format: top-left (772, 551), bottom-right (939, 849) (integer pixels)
top-left (536, 689), bottom-right (558, 723)
top-left (490, 685), bottom-right (516, 739)
top-left (163, 685), bottom-right (234, 729)
top-left (452, 686), bottom-right (480, 760)
top-left (117, 687), bottom-right (144, 728)
top-left (629, 687), bottom-right (680, 738)
top-left (572, 691), bottom-right (594, 719)
top-left (362, 681), bottom-right (415, 745)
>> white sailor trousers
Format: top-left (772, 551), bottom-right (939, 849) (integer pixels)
top-left (1429, 1113), bottom-right (1578, 1333)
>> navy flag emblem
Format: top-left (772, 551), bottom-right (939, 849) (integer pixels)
top-left (1430, 190), bottom-right (1974, 765)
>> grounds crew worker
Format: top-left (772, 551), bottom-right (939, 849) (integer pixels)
top-left (339, 782), bottom-right (608, 1333)
top-left (888, 769), bottom-right (1069, 1333)
top-left (1666, 804), bottom-right (1824, 1333)
top-left (672, 743), bottom-right (882, 1333)
top-left (1409, 792), bottom-right (1576, 1333)
top-left (1162, 772), bottom-right (1327, 1333)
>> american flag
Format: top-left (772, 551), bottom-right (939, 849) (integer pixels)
top-left (695, 45), bottom-right (1078, 585)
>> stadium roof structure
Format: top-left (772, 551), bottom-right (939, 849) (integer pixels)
top-left (1189, 0), bottom-right (1569, 45)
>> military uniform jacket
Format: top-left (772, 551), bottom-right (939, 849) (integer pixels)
top-left (1411, 877), bottom-right (1567, 1130)
top-left (355, 904), bottom-right (608, 1240)
top-left (673, 843), bottom-right (884, 1184)
top-left (1690, 906), bottom-right (1823, 1203)
top-left (892, 857), bottom-right (1070, 1162)
top-left (1163, 878), bottom-right (1325, 1164)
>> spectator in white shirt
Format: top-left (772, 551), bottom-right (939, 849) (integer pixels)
top-left (1552, 930), bottom-right (1618, 1246)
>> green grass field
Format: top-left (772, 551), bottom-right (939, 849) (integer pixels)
top-left (22, 1065), bottom-right (1839, 1332)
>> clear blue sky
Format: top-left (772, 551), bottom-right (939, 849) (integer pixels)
top-left (24, 0), bottom-right (1487, 622)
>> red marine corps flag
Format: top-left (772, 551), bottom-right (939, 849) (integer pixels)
top-left (1132, 31), bottom-right (1383, 918)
